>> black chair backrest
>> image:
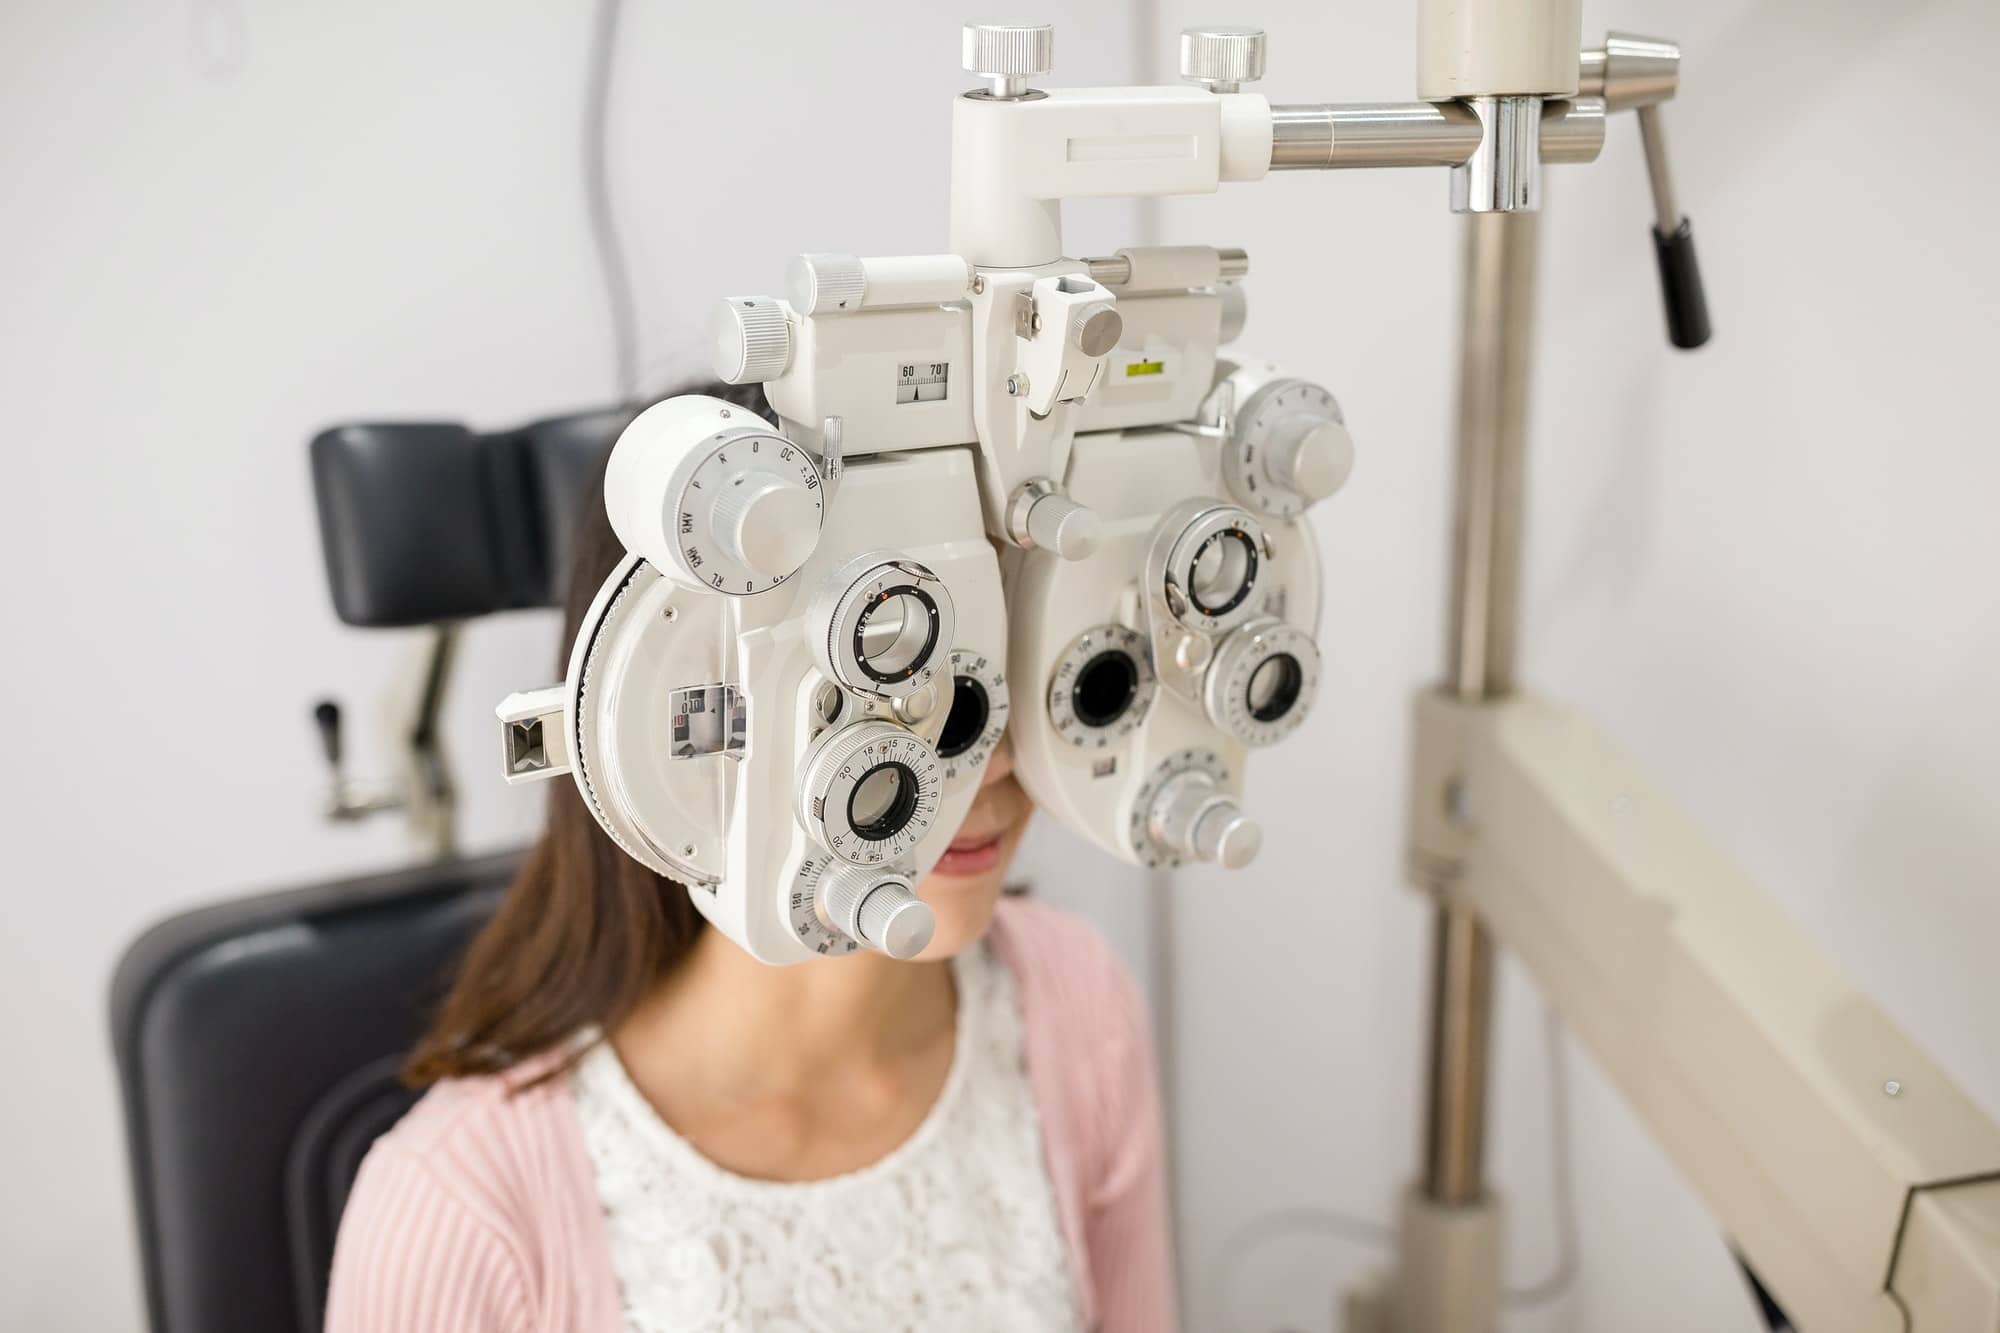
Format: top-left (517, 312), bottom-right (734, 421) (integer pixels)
top-left (110, 853), bottom-right (518, 1333)
top-left (309, 407), bottom-right (627, 626)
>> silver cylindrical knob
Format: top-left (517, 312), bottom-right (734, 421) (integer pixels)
top-left (709, 473), bottom-right (821, 578)
top-left (1017, 488), bottom-right (1101, 560)
top-left (1068, 302), bottom-right (1123, 357)
top-left (817, 867), bottom-right (936, 960)
top-left (1148, 770), bottom-right (1262, 869)
top-left (1267, 415), bottom-right (1354, 503)
top-left (963, 23), bottom-right (1054, 98)
top-left (710, 296), bottom-right (792, 384)
top-left (1179, 26), bottom-right (1265, 92)
top-left (788, 253), bottom-right (867, 315)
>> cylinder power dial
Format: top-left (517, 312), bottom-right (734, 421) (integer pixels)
top-left (605, 395), bottom-right (824, 596)
top-left (798, 719), bottom-right (944, 866)
top-left (1223, 378), bottom-right (1355, 517)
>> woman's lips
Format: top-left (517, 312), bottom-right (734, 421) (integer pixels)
top-left (932, 831), bottom-right (1004, 878)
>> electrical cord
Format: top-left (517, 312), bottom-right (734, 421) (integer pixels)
top-left (583, 0), bottom-right (641, 406)
top-left (1206, 1000), bottom-right (1580, 1326)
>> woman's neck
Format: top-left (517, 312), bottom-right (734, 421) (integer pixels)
top-left (613, 927), bottom-right (958, 1103)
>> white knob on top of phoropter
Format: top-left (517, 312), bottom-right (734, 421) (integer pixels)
top-left (711, 296), bottom-right (792, 384)
top-left (963, 23), bottom-right (1054, 98)
top-left (1148, 769), bottom-right (1263, 869)
top-left (1267, 414), bottom-right (1354, 503)
top-left (710, 474), bottom-right (822, 578)
top-left (1179, 26), bottom-right (1266, 92)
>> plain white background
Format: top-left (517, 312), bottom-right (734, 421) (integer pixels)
top-left (2, 1), bottom-right (1995, 1330)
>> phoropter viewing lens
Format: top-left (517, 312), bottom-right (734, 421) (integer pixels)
top-left (936, 675), bottom-right (990, 759)
top-left (847, 761), bottom-right (920, 841)
top-left (1073, 650), bottom-right (1140, 729)
top-left (1188, 529), bottom-right (1258, 617)
top-left (854, 587), bottom-right (941, 683)
top-left (1246, 652), bottom-right (1304, 723)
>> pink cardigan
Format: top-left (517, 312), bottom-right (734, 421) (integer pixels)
top-left (324, 898), bottom-right (1177, 1332)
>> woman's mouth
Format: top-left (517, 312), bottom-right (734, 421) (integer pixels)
top-left (931, 830), bottom-right (1005, 878)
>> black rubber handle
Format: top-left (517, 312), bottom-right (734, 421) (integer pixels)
top-left (313, 699), bottom-right (343, 768)
top-left (1653, 217), bottom-right (1711, 350)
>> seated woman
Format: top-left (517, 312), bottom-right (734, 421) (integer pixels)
top-left (325, 384), bottom-right (1176, 1332)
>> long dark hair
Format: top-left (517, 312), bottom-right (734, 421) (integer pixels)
top-left (404, 382), bottom-right (771, 1087)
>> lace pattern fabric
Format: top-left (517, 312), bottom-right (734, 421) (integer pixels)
top-left (571, 942), bottom-right (1083, 1333)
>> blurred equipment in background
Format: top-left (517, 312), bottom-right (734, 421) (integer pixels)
top-left (111, 406), bottom-right (626, 1333)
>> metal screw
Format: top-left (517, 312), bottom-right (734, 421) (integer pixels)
top-left (719, 408), bottom-right (731, 417)
top-left (1006, 373), bottom-right (1026, 397)
top-left (1030, 311), bottom-right (1043, 333)
top-left (682, 843), bottom-right (697, 857)
top-left (662, 605), bottom-right (679, 622)
top-left (1884, 1080), bottom-right (1902, 1097)
top-left (971, 273), bottom-right (985, 295)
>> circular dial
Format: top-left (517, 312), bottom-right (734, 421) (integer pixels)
top-left (1130, 749), bottom-right (1262, 869)
top-left (797, 720), bottom-right (943, 866)
top-left (672, 428), bottom-right (824, 595)
top-left (1157, 503), bottom-right (1269, 635)
top-left (1048, 624), bottom-right (1158, 749)
top-left (937, 648), bottom-right (1010, 785)
top-left (815, 865), bottom-right (934, 960)
top-left (1223, 378), bottom-right (1354, 517)
top-left (788, 855), bottom-right (865, 957)
top-left (811, 552), bottom-right (957, 702)
top-left (1202, 617), bottom-right (1323, 747)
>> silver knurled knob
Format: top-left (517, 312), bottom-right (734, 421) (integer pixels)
top-left (1009, 483), bottom-right (1101, 560)
top-left (818, 868), bottom-right (936, 960)
top-left (1179, 26), bottom-right (1266, 92)
top-left (1148, 771), bottom-right (1263, 868)
top-left (710, 296), bottom-right (792, 384)
top-left (963, 23), bottom-right (1054, 98)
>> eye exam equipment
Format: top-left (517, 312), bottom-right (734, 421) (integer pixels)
top-left (487, 9), bottom-right (2000, 1330)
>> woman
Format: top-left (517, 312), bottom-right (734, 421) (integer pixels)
top-left (325, 385), bottom-right (1177, 1332)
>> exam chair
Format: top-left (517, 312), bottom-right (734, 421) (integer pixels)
top-left (109, 405), bottom-right (627, 1333)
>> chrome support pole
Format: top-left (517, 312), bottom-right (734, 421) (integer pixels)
top-left (1422, 207), bottom-right (1538, 1206)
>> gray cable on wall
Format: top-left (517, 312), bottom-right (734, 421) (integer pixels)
top-left (583, 0), bottom-right (641, 405)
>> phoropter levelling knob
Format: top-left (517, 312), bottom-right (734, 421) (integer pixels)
top-left (963, 23), bottom-right (1054, 98)
top-left (1179, 26), bottom-right (1265, 92)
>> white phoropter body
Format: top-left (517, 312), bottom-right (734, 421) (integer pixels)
top-left (486, 16), bottom-right (2000, 1328)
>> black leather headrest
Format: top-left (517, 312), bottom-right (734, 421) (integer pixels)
top-left (310, 407), bottom-right (629, 627)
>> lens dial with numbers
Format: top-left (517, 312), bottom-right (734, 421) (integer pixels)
top-left (1223, 378), bottom-right (1354, 518)
top-left (672, 426), bottom-right (825, 594)
top-left (937, 648), bottom-right (1010, 784)
top-left (811, 552), bottom-right (956, 702)
top-left (1048, 624), bottom-right (1158, 749)
top-left (797, 720), bottom-right (943, 865)
top-left (1202, 617), bottom-right (1322, 747)
top-left (1155, 501), bottom-right (1269, 635)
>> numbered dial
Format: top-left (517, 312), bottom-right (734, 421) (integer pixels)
top-left (1157, 502), bottom-right (1269, 635)
top-left (798, 720), bottom-right (944, 866)
top-left (674, 428), bottom-right (825, 594)
top-left (1224, 379), bottom-right (1355, 517)
top-left (1048, 624), bottom-right (1158, 749)
top-left (811, 552), bottom-right (956, 702)
top-left (788, 855), bottom-right (865, 957)
top-left (938, 649), bottom-right (1010, 785)
top-left (1129, 748), bottom-right (1254, 868)
top-left (1203, 617), bottom-right (1322, 747)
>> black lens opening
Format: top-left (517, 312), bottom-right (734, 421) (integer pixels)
top-left (936, 675), bottom-right (990, 759)
top-left (1187, 529), bottom-right (1260, 618)
top-left (1246, 652), bottom-right (1304, 724)
top-left (1072, 650), bottom-right (1140, 729)
top-left (847, 761), bottom-right (920, 841)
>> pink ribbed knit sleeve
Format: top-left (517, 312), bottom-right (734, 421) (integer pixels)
top-left (325, 1142), bottom-right (531, 1333)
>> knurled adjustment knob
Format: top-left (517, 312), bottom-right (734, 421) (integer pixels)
top-left (1069, 302), bottom-right (1123, 358)
top-left (817, 867), bottom-right (936, 960)
top-left (709, 473), bottom-right (821, 579)
top-left (710, 296), bottom-right (792, 384)
top-left (1179, 26), bottom-right (1266, 92)
top-left (1148, 770), bottom-right (1263, 868)
top-left (1009, 483), bottom-right (1101, 561)
top-left (963, 23), bottom-right (1054, 99)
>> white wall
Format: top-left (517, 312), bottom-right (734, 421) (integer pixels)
top-left (0, 4), bottom-right (1144, 1328)
top-left (1149, 0), bottom-right (2000, 1330)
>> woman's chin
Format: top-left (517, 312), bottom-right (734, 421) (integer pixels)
top-left (913, 835), bottom-right (1015, 958)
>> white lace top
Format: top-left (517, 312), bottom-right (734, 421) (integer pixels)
top-left (570, 942), bottom-right (1084, 1333)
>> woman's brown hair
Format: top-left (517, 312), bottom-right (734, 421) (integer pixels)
top-left (403, 382), bottom-right (772, 1087)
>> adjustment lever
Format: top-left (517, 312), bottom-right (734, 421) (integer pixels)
top-left (311, 697), bottom-right (402, 821)
top-left (1583, 33), bottom-right (1711, 349)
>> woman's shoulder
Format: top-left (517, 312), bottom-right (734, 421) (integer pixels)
top-left (988, 896), bottom-right (1147, 1043)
